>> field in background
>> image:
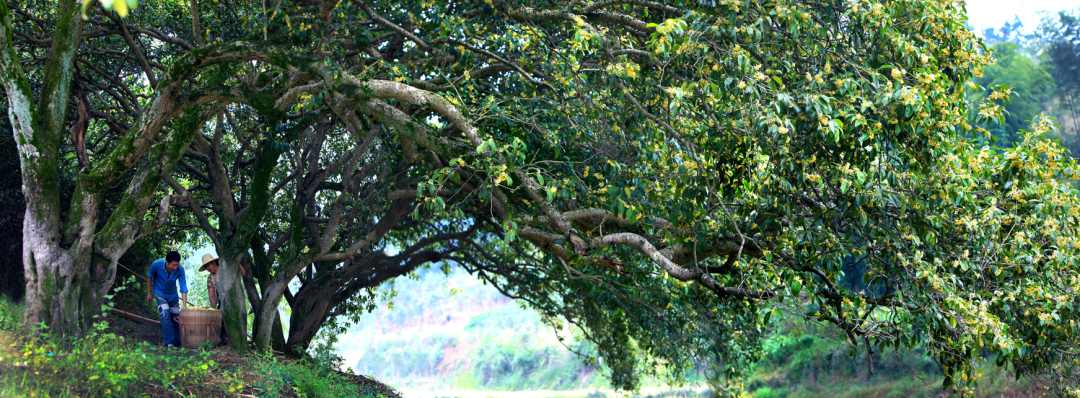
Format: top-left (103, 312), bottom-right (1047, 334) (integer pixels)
top-left (332, 266), bottom-right (1042, 398)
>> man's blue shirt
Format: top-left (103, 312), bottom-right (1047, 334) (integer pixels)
top-left (147, 258), bottom-right (188, 299)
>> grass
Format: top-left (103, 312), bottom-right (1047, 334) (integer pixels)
top-left (0, 295), bottom-right (401, 398)
top-left (742, 324), bottom-right (1040, 398)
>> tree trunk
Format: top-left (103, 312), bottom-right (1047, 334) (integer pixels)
top-left (283, 272), bottom-right (339, 356)
top-left (1066, 92), bottom-right (1080, 136)
top-left (217, 249), bottom-right (250, 352)
top-left (21, 106), bottom-right (212, 335)
top-left (270, 311), bottom-right (286, 352)
top-left (251, 252), bottom-right (314, 353)
top-left (3, 1), bottom-right (91, 334)
top-left (277, 249), bottom-right (437, 355)
top-left (216, 139), bottom-right (283, 353)
top-left (14, 60), bottom-right (117, 335)
top-left (247, 236), bottom-right (287, 351)
top-left (252, 288), bottom-right (289, 353)
top-left (3, 0), bottom-right (235, 336)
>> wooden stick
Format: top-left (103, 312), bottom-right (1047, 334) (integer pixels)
top-left (110, 308), bottom-right (161, 325)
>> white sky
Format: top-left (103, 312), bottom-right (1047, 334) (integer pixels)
top-left (965, 0), bottom-right (1080, 36)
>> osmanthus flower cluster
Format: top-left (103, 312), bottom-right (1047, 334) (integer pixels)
top-left (9, 0), bottom-right (1080, 395)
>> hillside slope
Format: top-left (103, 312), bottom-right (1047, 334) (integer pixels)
top-left (337, 267), bottom-right (606, 391)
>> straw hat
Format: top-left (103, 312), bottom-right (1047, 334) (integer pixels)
top-left (199, 254), bottom-right (218, 272)
top-left (198, 253), bottom-right (246, 276)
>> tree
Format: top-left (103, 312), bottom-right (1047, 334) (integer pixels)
top-left (0, 0), bottom-right (291, 340)
top-left (1043, 10), bottom-right (1080, 136)
top-left (970, 42), bottom-right (1055, 147)
top-left (164, 106), bottom-right (505, 355)
top-left (983, 16), bottom-right (1027, 45)
top-left (5, 0), bottom-right (1080, 395)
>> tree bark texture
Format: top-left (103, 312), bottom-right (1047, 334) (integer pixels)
top-left (2, 0), bottom-right (257, 335)
top-left (3, 1), bottom-right (89, 334)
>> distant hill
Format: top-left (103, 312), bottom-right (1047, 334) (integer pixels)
top-left (334, 266), bottom-right (607, 391)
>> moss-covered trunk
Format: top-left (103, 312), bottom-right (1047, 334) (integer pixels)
top-left (2, 0), bottom-right (90, 334)
top-left (278, 250), bottom-right (432, 356)
top-left (3, 0), bottom-right (210, 333)
top-left (216, 249), bottom-right (250, 352)
top-left (214, 138), bottom-right (283, 353)
top-left (248, 241), bottom-right (287, 352)
top-left (250, 251), bottom-right (314, 354)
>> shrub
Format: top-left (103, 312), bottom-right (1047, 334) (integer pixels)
top-left (0, 321), bottom-right (223, 397)
top-left (0, 296), bottom-right (22, 331)
top-left (248, 351), bottom-right (380, 398)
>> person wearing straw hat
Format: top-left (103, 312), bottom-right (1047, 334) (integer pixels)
top-left (198, 253), bottom-right (245, 309)
top-left (145, 251), bottom-right (187, 347)
top-left (199, 253), bottom-right (245, 346)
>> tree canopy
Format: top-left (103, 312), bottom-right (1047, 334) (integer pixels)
top-left (4, 0), bottom-right (1080, 395)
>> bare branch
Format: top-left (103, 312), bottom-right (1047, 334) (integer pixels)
top-left (106, 12), bottom-right (158, 88)
top-left (581, 0), bottom-right (683, 14)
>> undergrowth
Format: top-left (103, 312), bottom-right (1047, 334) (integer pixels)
top-left (0, 295), bottom-right (399, 398)
top-left (743, 323), bottom-right (1039, 398)
top-left (0, 295), bottom-right (21, 331)
top-left (1, 319), bottom-right (234, 397)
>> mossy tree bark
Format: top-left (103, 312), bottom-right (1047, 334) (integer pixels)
top-left (1, 0), bottom-right (86, 335)
top-left (1, 2), bottom-right (230, 336)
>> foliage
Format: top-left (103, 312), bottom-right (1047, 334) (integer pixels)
top-left (248, 351), bottom-right (376, 398)
top-left (0, 322), bottom-right (222, 397)
top-left (5, 0), bottom-right (1080, 396)
top-left (1042, 9), bottom-right (1080, 135)
top-left (0, 296), bottom-right (23, 331)
top-left (743, 322), bottom-right (1037, 398)
top-left (81, 0), bottom-right (138, 18)
top-left (970, 42), bottom-right (1056, 147)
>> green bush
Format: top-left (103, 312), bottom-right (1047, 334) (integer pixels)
top-left (0, 321), bottom-right (226, 397)
top-left (248, 351), bottom-right (389, 398)
top-left (743, 324), bottom-right (1036, 398)
top-left (0, 296), bottom-right (22, 331)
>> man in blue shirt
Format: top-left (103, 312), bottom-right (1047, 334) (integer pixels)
top-left (145, 251), bottom-right (188, 347)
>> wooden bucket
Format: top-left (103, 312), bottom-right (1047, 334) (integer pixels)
top-left (178, 308), bottom-right (222, 347)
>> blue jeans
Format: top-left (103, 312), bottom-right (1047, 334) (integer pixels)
top-left (156, 297), bottom-right (182, 346)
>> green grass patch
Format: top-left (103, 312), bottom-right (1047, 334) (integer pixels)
top-left (0, 296), bottom-right (401, 398)
top-left (0, 321), bottom-right (228, 397)
top-left (0, 295), bottom-right (23, 331)
top-left (245, 352), bottom-right (396, 398)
